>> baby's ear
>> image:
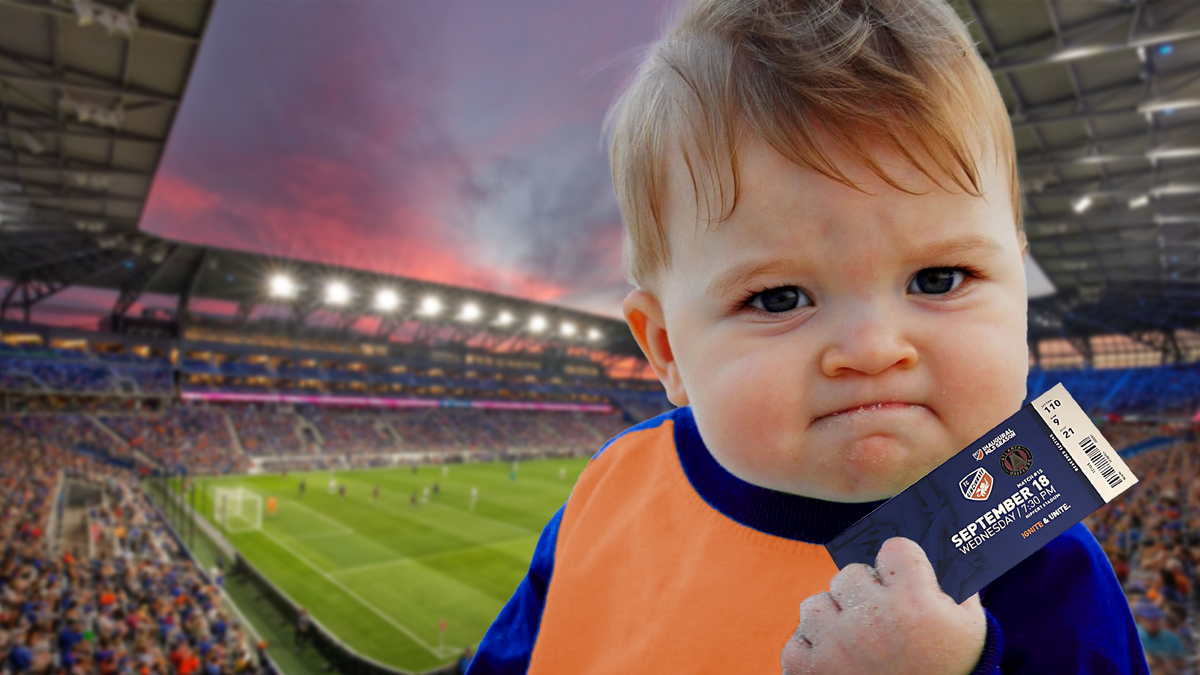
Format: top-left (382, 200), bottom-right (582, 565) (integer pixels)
top-left (622, 289), bottom-right (689, 407)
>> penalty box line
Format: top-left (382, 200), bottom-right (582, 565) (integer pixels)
top-left (255, 527), bottom-right (456, 659)
top-left (282, 496), bottom-right (355, 535)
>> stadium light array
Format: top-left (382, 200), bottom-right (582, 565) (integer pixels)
top-left (1129, 195), bottom-right (1150, 210)
top-left (325, 281), bottom-right (351, 305)
top-left (587, 328), bottom-right (602, 341)
top-left (459, 302), bottom-right (482, 322)
top-left (419, 297), bottom-right (442, 316)
top-left (495, 311), bottom-right (515, 327)
top-left (560, 322), bottom-right (577, 337)
top-left (374, 289), bottom-right (400, 312)
top-left (529, 315), bottom-right (547, 333)
top-left (269, 275), bottom-right (297, 299)
top-left (1072, 196), bottom-right (1092, 214)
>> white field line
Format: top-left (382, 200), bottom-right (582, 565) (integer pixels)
top-left (339, 477), bottom-right (532, 536)
top-left (280, 496), bottom-right (355, 535)
top-left (290, 530), bottom-right (357, 541)
top-left (254, 527), bottom-right (457, 658)
top-left (330, 534), bottom-right (540, 578)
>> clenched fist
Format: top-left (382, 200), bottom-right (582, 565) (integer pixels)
top-left (782, 537), bottom-right (987, 675)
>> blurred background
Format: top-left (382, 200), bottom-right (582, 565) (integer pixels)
top-left (0, 0), bottom-right (1198, 673)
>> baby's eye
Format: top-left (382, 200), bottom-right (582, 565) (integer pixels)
top-left (748, 286), bottom-right (812, 313)
top-left (907, 268), bottom-right (966, 295)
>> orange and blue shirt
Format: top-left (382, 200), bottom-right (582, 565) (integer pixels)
top-left (469, 406), bottom-right (1149, 674)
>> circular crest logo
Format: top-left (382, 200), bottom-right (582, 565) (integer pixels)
top-left (999, 445), bottom-right (1033, 477)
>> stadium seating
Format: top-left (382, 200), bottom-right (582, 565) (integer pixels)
top-left (1083, 436), bottom-right (1198, 671)
top-left (100, 408), bottom-right (248, 475)
top-left (0, 432), bottom-right (272, 675)
top-left (0, 354), bottom-right (173, 396)
top-left (229, 407), bottom-right (303, 456)
top-left (1030, 364), bottom-right (1200, 415)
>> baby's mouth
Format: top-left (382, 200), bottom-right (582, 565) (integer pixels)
top-left (813, 401), bottom-right (926, 424)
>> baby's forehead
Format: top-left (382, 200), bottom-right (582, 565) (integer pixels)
top-left (667, 141), bottom-right (1003, 244)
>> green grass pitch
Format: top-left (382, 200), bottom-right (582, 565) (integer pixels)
top-left (194, 458), bottom-right (590, 673)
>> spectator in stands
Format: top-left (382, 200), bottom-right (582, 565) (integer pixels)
top-left (1135, 602), bottom-right (1187, 674)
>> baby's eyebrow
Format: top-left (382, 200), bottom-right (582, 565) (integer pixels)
top-left (905, 236), bottom-right (1003, 261)
top-left (705, 259), bottom-right (797, 300)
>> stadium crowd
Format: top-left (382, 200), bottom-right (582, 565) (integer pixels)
top-left (1085, 431), bottom-right (1200, 674)
top-left (0, 356), bottom-right (172, 397)
top-left (99, 411), bottom-right (247, 477)
top-left (0, 425), bottom-right (274, 675)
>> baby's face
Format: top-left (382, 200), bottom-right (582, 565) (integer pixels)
top-left (652, 133), bottom-right (1029, 501)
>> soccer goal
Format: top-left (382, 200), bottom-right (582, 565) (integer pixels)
top-left (212, 487), bottom-right (262, 533)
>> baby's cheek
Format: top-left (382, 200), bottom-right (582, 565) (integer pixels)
top-left (935, 322), bottom-right (1028, 446)
top-left (694, 351), bottom-right (809, 478)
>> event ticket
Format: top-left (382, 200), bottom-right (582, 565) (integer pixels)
top-left (825, 383), bottom-right (1138, 604)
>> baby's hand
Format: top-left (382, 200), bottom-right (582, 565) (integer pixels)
top-left (781, 537), bottom-right (986, 675)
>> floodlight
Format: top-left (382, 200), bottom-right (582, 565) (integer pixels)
top-left (1071, 196), bottom-right (1092, 214)
top-left (1129, 195), bottom-right (1150, 210)
top-left (374, 289), bottom-right (400, 312)
top-left (419, 297), bottom-right (442, 316)
top-left (269, 275), bottom-right (296, 299)
top-left (587, 328), bottom-right (602, 341)
top-left (529, 315), bottom-right (547, 333)
top-left (560, 322), bottom-right (576, 337)
top-left (495, 311), bottom-right (515, 326)
top-left (459, 302), bottom-right (481, 322)
top-left (325, 281), bottom-right (351, 305)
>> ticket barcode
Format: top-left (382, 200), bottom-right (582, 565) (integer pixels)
top-left (1080, 434), bottom-right (1122, 489)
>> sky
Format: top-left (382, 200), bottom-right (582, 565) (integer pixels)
top-left (139, 0), bottom-right (675, 319)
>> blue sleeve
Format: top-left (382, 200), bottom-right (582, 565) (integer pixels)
top-left (467, 504), bottom-right (565, 675)
top-left (969, 610), bottom-right (1004, 675)
top-left (979, 523), bottom-right (1149, 675)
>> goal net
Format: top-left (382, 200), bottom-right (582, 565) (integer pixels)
top-left (212, 487), bottom-right (262, 533)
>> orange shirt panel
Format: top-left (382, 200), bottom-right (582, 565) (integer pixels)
top-left (528, 421), bottom-right (839, 674)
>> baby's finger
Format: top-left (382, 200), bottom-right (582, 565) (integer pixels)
top-left (829, 562), bottom-right (884, 611)
top-left (796, 592), bottom-right (838, 646)
top-left (873, 537), bottom-right (939, 590)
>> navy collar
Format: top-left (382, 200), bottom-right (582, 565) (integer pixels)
top-left (670, 406), bottom-right (885, 544)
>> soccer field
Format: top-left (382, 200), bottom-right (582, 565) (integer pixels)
top-left (195, 458), bottom-right (590, 673)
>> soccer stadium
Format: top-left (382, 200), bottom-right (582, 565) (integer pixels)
top-left (1, 0), bottom-right (1199, 674)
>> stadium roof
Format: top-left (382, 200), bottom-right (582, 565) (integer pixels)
top-left (2, 0), bottom-right (1200, 364)
top-left (954, 0), bottom-right (1200, 360)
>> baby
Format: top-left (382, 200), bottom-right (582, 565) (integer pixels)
top-left (469, 0), bottom-right (1146, 672)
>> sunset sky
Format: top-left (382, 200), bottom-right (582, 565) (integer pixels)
top-left (139, 0), bottom-right (674, 319)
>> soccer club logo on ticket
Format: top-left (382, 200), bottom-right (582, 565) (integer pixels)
top-left (959, 467), bottom-right (994, 501)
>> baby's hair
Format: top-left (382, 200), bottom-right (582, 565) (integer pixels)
top-left (604, 0), bottom-right (1022, 288)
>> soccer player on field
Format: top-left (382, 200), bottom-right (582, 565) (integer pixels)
top-left (267, 495), bottom-right (276, 519)
top-left (373, 485), bottom-right (380, 501)
top-left (470, 0), bottom-right (1147, 672)
top-left (298, 479), bottom-right (306, 498)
